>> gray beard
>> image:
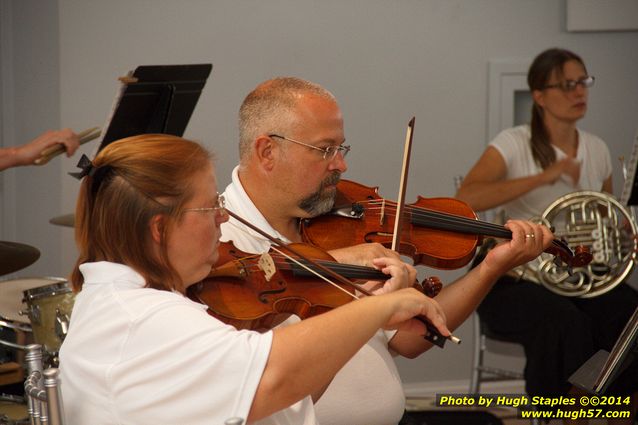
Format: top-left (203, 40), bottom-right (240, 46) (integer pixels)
top-left (298, 172), bottom-right (341, 217)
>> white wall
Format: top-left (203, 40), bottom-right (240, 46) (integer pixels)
top-left (1, 0), bottom-right (65, 277)
top-left (3, 0), bottom-right (638, 387)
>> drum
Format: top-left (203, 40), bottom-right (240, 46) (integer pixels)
top-left (0, 277), bottom-right (66, 325)
top-left (22, 281), bottom-right (75, 354)
top-left (0, 397), bottom-right (29, 425)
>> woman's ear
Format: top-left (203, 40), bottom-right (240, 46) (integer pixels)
top-left (532, 89), bottom-right (545, 109)
top-left (149, 214), bottom-right (164, 245)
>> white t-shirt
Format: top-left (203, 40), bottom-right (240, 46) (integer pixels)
top-left (221, 166), bottom-right (406, 425)
top-left (489, 125), bottom-right (612, 220)
top-left (59, 261), bottom-right (315, 425)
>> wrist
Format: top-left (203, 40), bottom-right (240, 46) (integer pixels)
top-left (359, 293), bottom-right (395, 326)
top-left (534, 171), bottom-right (550, 187)
top-left (475, 261), bottom-right (502, 289)
top-left (15, 146), bottom-right (34, 166)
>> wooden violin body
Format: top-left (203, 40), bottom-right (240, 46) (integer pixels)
top-left (189, 240), bottom-right (443, 332)
top-left (188, 242), bottom-right (356, 330)
top-left (303, 180), bottom-right (479, 269)
top-left (302, 180), bottom-right (592, 270)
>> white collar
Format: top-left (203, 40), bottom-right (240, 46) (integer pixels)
top-left (79, 261), bottom-right (146, 288)
top-left (221, 166), bottom-right (291, 245)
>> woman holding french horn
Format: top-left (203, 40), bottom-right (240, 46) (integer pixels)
top-left (456, 48), bottom-right (638, 419)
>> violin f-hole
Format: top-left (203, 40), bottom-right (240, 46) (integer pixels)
top-left (258, 284), bottom-right (287, 304)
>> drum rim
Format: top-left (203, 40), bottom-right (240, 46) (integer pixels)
top-left (22, 279), bottom-right (70, 300)
top-left (0, 275), bottom-right (67, 284)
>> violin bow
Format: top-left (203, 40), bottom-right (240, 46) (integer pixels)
top-left (391, 117), bottom-right (415, 252)
top-left (226, 209), bottom-right (457, 348)
top-left (227, 210), bottom-right (370, 296)
top-left (388, 118), bottom-right (460, 347)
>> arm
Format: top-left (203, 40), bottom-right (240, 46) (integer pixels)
top-left (247, 287), bottom-right (450, 421)
top-left (388, 220), bottom-right (554, 358)
top-left (456, 146), bottom-right (580, 212)
top-left (0, 129), bottom-right (80, 171)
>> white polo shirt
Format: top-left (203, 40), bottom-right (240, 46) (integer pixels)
top-left (490, 125), bottom-right (612, 220)
top-left (221, 166), bottom-right (406, 425)
top-left (59, 261), bottom-right (314, 425)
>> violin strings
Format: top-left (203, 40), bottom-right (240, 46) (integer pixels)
top-left (355, 199), bottom-right (509, 235)
top-left (360, 203), bottom-right (510, 238)
top-left (268, 246), bottom-right (360, 299)
top-left (240, 252), bottom-right (388, 281)
top-left (348, 199), bottom-right (571, 254)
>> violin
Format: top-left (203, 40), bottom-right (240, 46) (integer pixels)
top-left (188, 240), bottom-right (444, 331)
top-left (301, 180), bottom-right (592, 270)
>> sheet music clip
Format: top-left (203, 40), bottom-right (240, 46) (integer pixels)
top-left (95, 63), bottom-right (213, 153)
top-left (569, 306), bottom-right (638, 394)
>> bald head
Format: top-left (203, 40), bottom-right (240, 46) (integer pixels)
top-left (238, 77), bottom-right (338, 164)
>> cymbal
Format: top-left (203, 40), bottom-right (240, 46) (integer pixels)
top-left (49, 213), bottom-right (75, 228)
top-left (0, 241), bottom-right (40, 276)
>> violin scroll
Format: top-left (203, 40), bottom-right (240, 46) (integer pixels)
top-left (546, 238), bottom-right (593, 270)
top-left (420, 276), bottom-right (442, 298)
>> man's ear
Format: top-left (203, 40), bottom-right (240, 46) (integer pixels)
top-left (253, 135), bottom-right (277, 171)
top-left (149, 214), bottom-right (164, 245)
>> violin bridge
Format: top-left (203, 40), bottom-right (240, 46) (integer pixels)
top-left (380, 199), bottom-right (385, 225)
top-left (258, 252), bottom-right (276, 282)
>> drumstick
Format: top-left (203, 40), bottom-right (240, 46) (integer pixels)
top-left (34, 127), bottom-right (101, 165)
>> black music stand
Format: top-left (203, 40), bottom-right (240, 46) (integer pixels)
top-left (96, 63), bottom-right (212, 153)
top-left (569, 306), bottom-right (638, 394)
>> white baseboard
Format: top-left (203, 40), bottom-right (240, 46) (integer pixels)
top-left (403, 379), bottom-right (526, 398)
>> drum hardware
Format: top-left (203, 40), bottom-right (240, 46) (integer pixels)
top-left (25, 305), bottom-right (40, 326)
top-left (0, 242), bottom-right (40, 277)
top-left (0, 395), bottom-right (24, 404)
top-left (0, 339), bottom-right (27, 352)
top-left (0, 320), bottom-right (31, 334)
top-left (54, 310), bottom-right (70, 344)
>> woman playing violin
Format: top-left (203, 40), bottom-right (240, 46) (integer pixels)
top-left (222, 77), bottom-right (554, 425)
top-left (58, 134), bottom-right (451, 425)
top-left (456, 48), bottom-right (638, 417)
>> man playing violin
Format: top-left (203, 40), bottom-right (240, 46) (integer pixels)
top-left (220, 77), bottom-right (554, 425)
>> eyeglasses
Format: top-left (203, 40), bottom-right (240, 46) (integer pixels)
top-left (542, 76), bottom-right (595, 92)
top-left (269, 134), bottom-right (351, 161)
top-left (182, 193), bottom-right (227, 217)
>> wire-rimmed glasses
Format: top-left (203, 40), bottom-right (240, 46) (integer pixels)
top-left (269, 134), bottom-right (350, 160)
top-left (182, 193), bottom-right (227, 217)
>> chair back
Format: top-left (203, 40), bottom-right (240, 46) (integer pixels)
top-left (23, 344), bottom-right (64, 425)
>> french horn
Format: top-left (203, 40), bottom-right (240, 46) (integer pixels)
top-left (510, 191), bottom-right (637, 298)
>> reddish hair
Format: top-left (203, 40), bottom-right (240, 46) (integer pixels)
top-left (71, 134), bottom-right (213, 292)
